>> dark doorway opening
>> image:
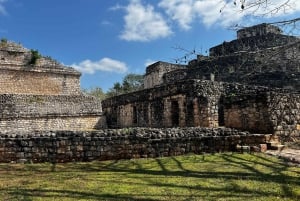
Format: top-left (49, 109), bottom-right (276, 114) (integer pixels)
top-left (218, 97), bottom-right (225, 126)
top-left (133, 106), bottom-right (138, 125)
top-left (171, 101), bottom-right (179, 127)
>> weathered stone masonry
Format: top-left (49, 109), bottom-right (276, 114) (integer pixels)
top-left (102, 23), bottom-right (300, 142)
top-left (0, 23), bottom-right (299, 163)
top-left (103, 80), bottom-right (300, 141)
top-left (0, 128), bottom-right (269, 163)
top-left (0, 42), bottom-right (81, 95)
top-left (0, 41), bottom-right (106, 131)
top-left (103, 80), bottom-right (223, 129)
top-left (223, 90), bottom-right (300, 140)
top-left (0, 94), bottom-right (104, 131)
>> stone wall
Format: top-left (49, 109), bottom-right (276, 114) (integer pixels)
top-left (224, 93), bottom-right (273, 133)
top-left (0, 127), bottom-right (269, 163)
top-left (160, 24), bottom-right (299, 91)
top-left (103, 79), bottom-right (300, 142)
top-left (0, 94), bottom-right (105, 131)
top-left (268, 92), bottom-right (300, 141)
top-left (185, 43), bottom-right (300, 91)
top-left (0, 94), bottom-right (102, 118)
top-left (0, 42), bottom-right (29, 65)
top-left (237, 23), bottom-right (282, 39)
top-left (0, 69), bottom-right (81, 95)
top-left (0, 41), bottom-right (107, 131)
top-left (223, 90), bottom-right (300, 142)
top-left (103, 80), bottom-right (277, 130)
top-left (0, 115), bottom-right (105, 131)
top-left (0, 41), bottom-right (81, 95)
top-left (209, 33), bottom-right (299, 56)
top-left (103, 80), bottom-right (223, 128)
top-left (144, 61), bottom-right (186, 89)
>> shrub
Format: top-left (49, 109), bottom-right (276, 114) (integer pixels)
top-left (28, 49), bottom-right (41, 65)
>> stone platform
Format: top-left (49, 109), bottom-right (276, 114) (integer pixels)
top-left (266, 149), bottom-right (300, 166)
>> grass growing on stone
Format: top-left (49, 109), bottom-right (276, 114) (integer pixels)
top-left (0, 153), bottom-right (299, 201)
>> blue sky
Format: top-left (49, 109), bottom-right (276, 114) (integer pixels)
top-left (0, 0), bottom-right (299, 92)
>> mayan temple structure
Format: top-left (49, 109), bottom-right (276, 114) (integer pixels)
top-left (0, 40), bottom-right (105, 131)
top-left (0, 23), bottom-right (299, 163)
top-left (103, 23), bottom-right (300, 142)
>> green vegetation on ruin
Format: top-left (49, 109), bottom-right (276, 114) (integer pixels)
top-left (0, 153), bottom-right (299, 201)
top-left (28, 49), bottom-right (41, 65)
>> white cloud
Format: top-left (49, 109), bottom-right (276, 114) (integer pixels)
top-left (158, 0), bottom-right (242, 28)
top-left (144, 59), bottom-right (156, 67)
top-left (159, 0), bottom-right (300, 28)
top-left (114, 0), bottom-right (300, 41)
top-left (71, 58), bottom-right (128, 74)
top-left (194, 0), bottom-right (242, 27)
top-left (109, 3), bottom-right (123, 11)
top-left (158, 0), bottom-right (195, 30)
top-left (120, 0), bottom-right (172, 42)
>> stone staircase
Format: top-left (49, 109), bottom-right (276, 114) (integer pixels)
top-left (236, 134), bottom-right (285, 153)
top-left (266, 135), bottom-right (285, 151)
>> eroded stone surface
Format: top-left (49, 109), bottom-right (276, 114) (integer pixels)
top-left (103, 23), bottom-right (300, 142)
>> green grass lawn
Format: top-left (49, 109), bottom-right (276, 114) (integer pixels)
top-left (0, 153), bottom-right (299, 201)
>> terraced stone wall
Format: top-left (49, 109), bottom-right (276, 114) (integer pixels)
top-left (0, 94), bottom-right (105, 131)
top-left (0, 68), bottom-right (81, 95)
top-left (0, 41), bottom-right (81, 95)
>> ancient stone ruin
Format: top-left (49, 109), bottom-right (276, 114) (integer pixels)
top-left (0, 40), bottom-right (105, 131)
top-left (0, 23), bottom-right (299, 163)
top-left (102, 23), bottom-right (300, 142)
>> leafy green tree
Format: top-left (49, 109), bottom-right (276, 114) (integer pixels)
top-left (106, 73), bottom-right (144, 97)
top-left (106, 82), bottom-right (122, 97)
top-left (122, 74), bottom-right (144, 93)
top-left (83, 87), bottom-right (106, 100)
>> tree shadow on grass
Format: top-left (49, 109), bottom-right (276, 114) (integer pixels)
top-left (77, 153), bottom-right (300, 200)
top-left (1, 188), bottom-right (158, 201)
top-left (0, 153), bottom-right (299, 200)
top-left (220, 153), bottom-right (299, 199)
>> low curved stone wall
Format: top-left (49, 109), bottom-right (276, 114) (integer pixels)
top-left (0, 127), bottom-right (269, 163)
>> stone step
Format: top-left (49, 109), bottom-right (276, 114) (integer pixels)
top-left (237, 144), bottom-right (271, 153)
top-left (236, 145), bottom-right (251, 153)
top-left (267, 142), bottom-right (285, 151)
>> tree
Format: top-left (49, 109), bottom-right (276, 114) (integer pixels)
top-left (106, 73), bottom-right (144, 97)
top-left (122, 74), bottom-right (144, 93)
top-left (221, 0), bottom-right (294, 15)
top-left (106, 82), bottom-right (122, 97)
top-left (83, 87), bottom-right (106, 100)
top-left (220, 1), bottom-right (300, 36)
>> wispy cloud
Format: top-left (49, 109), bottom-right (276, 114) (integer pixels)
top-left (159, 0), bottom-right (300, 28)
top-left (101, 20), bottom-right (112, 26)
top-left (119, 0), bottom-right (172, 42)
top-left (158, 0), bottom-right (243, 28)
top-left (0, 0), bottom-right (8, 15)
top-left (109, 3), bottom-right (123, 11)
top-left (71, 58), bottom-right (128, 74)
top-left (116, 0), bottom-right (300, 41)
